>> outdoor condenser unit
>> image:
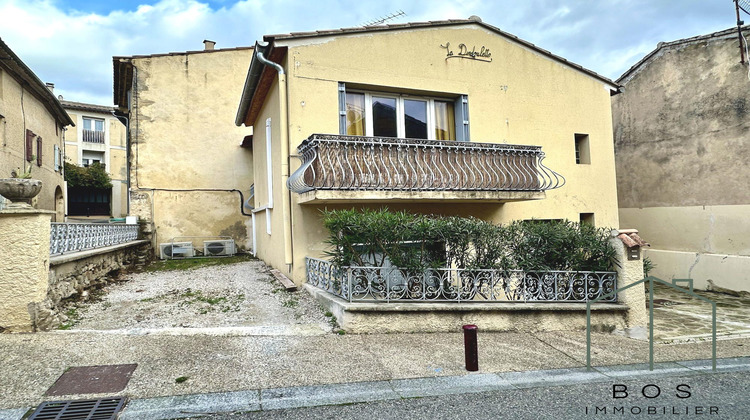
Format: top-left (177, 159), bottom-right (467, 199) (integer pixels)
top-left (159, 242), bottom-right (194, 259)
top-left (203, 239), bottom-right (236, 257)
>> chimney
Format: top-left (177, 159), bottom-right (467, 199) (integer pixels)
top-left (45, 82), bottom-right (54, 93)
top-left (203, 40), bottom-right (216, 50)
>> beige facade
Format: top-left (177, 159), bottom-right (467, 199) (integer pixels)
top-left (61, 100), bottom-right (128, 217)
top-left (0, 39), bottom-right (74, 220)
top-left (237, 18), bottom-right (621, 284)
top-left (113, 43), bottom-right (254, 252)
top-left (613, 27), bottom-right (750, 292)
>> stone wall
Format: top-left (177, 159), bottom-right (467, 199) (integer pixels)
top-left (29, 241), bottom-right (151, 331)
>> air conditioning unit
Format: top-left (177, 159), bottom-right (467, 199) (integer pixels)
top-left (203, 239), bottom-right (235, 257)
top-left (159, 242), bottom-right (194, 259)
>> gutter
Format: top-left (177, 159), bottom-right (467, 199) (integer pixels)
top-left (241, 42), bottom-right (294, 269)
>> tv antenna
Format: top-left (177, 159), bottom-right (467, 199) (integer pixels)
top-left (363, 10), bottom-right (406, 27)
top-left (734, 0), bottom-right (750, 63)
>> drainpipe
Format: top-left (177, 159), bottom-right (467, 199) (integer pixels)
top-left (255, 48), bottom-right (293, 270)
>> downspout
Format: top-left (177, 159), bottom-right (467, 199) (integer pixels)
top-left (255, 48), bottom-right (293, 270)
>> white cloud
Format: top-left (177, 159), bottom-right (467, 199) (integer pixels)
top-left (0, 0), bottom-right (736, 105)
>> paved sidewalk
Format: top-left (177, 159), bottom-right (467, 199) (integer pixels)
top-left (1, 329), bottom-right (748, 419)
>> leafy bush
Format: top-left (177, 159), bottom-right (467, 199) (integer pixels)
top-left (322, 209), bottom-right (616, 272)
top-left (64, 162), bottom-right (112, 189)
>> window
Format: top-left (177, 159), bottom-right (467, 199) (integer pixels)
top-left (580, 213), bottom-right (595, 226)
top-left (82, 151), bottom-right (104, 167)
top-left (575, 133), bottom-right (590, 164)
top-left (82, 117), bottom-right (105, 143)
top-left (339, 83), bottom-right (469, 141)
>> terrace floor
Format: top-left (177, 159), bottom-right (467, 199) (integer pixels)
top-left (649, 283), bottom-right (750, 343)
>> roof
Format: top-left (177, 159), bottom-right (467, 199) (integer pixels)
top-left (237, 17), bottom-right (619, 127)
top-left (0, 38), bottom-right (75, 127)
top-left (60, 99), bottom-right (114, 115)
top-left (263, 17), bottom-right (618, 88)
top-left (112, 46), bottom-right (254, 109)
top-left (618, 26), bottom-right (749, 84)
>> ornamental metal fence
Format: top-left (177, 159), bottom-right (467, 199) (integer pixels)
top-left (288, 134), bottom-right (566, 194)
top-left (50, 223), bottom-right (139, 256)
top-left (306, 257), bottom-right (617, 303)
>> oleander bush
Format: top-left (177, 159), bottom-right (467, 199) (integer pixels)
top-left (322, 208), bottom-right (616, 272)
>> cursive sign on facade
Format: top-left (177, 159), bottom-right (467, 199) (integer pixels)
top-left (440, 42), bottom-right (492, 62)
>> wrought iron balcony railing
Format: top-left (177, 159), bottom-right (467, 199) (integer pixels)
top-left (50, 223), bottom-right (139, 255)
top-left (82, 129), bottom-right (105, 144)
top-left (306, 257), bottom-right (617, 303)
top-left (288, 134), bottom-right (565, 194)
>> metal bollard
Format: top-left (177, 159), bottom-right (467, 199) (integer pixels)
top-left (463, 324), bottom-right (478, 371)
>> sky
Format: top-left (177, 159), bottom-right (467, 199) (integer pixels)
top-left (0, 0), bottom-right (741, 105)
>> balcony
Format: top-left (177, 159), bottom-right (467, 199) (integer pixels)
top-left (287, 134), bottom-right (565, 204)
top-left (82, 129), bottom-right (105, 144)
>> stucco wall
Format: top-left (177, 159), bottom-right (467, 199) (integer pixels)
top-left (0, 68), bottom-right (67, 215)
top-left (613, 29), bottom-right (750, 292)
top-left (125, 48), bottom-right (254, 251)
top-left (252, 24), bottom-right (620, 283)
top-left (614, 31), bottom-right (749, 209)
top-left (0, 209), bottom-right (52, 332)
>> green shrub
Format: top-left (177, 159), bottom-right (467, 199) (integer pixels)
top-left (64, 162), bottom-right (113, 189)
top-left (322, 209), bottom-right (616, 272)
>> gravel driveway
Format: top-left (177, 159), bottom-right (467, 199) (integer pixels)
top-left (60, 258), bottom-right (333, 334)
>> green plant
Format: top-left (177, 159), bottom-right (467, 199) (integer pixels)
top-left (11, 156), bottom-right (36, 179)
top-left (175, 376), bottom-right (189, 383)
top-left (64, 162), bottom-right (113, 189)
top-left (643, 256), bottom-right (655, 277)
top-left (321, 209), bottom-right (616, 273)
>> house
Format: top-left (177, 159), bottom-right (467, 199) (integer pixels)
top-left (235, 17), bottom-right (622, 285)
top-left (0, 38), bottom-right (74, 221)
top-left (613, 27), bottom-right (750, 292)
top-left (113, 41), bottom-right (254, 252)
top-left (60, 99), bottom-right (128, 218)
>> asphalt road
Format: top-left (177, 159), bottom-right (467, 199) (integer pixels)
top-left (203, 372), bottom-right (750, 419)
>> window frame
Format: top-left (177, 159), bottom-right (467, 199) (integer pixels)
top-left (82, 117), bottom-right (105, 132)
top-left (346, 89), bottom-right (459, 141)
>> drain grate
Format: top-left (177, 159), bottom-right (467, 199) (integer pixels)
top-left (28, 397), bottom-right (125, 420)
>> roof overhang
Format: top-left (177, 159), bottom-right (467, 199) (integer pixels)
top-left (235, 42), bottom-right (287, 127)
top-left (0, 37), bottom-right (75, 127)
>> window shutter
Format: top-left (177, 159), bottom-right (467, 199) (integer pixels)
top-left (54, 144), bottom-right (60, 171)
top-left (25, 129), bottom-right (34, 161)
top-left (37, 137), bottom-right (43, 166)
top-left (454, 95), bottom-right (470, 142)
top-left (338, 82), bottom-right (346, 135)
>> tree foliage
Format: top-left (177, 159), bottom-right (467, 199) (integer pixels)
top-left (64, 162), bottom-right (113, 189)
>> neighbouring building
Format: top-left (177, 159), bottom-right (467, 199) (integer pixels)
top-left (235, 17), bottom-right (622, 285)
top-left (614, 27), bottom-right (750, 292)
top-left (0, 38), bottom-right (74, 220)
top-left (113, 41), bottom-right (254, 252)
top-left (60, 99), bottom-right (128, 218)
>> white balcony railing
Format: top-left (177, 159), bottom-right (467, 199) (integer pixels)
top-left (50, 223), bottom-right (138, 255)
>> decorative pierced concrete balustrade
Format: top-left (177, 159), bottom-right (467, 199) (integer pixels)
top-left (306, 257), bottom-right (617, 303)
top-left (50, 223), bottom-right (139, 255)
top-left (288, 134), bottom-right (565, 195)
